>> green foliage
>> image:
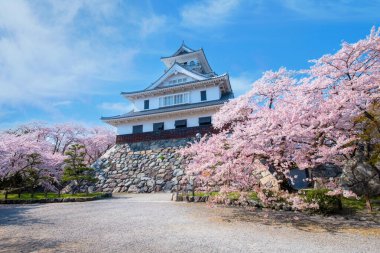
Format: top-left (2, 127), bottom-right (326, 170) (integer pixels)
top-left (22, 153), bottom-right (50, 196)
top-left (248, 192), bottom-right (259, 201)
top-left (301, 189), bottom-right (342, 214)
top-left (0, 172), bottom-right (23, 191)
top-left (341, 195), bottom-right (380, 211)
top-left (179, 191), bottom-right (260, 201)
top-left (62, 144), bottom-right (97, 193)
top-left (0, 192), bottom-right (104, 200)
top-left (228, 192), bottom-right (243, 201)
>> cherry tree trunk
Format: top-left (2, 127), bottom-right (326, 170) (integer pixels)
top-left (365, 195), bottom-right (373, 212)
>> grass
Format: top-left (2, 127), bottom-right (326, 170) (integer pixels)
top-left (342, 195), bottom-right (380, 211)
top-left (181, 190), bottom-right (379, 213)
top-left (179, 191), bottom-right (260, 201)
top-left (0, 192), bottom-right (104, 200)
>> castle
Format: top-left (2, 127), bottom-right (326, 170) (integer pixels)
top-left (94, 43), bottom-right (234, 193)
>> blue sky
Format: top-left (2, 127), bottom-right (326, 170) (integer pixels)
top-left (0, 0), bottom-right (379, 130)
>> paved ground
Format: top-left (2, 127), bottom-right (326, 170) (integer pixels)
top-left (0, 193), bottom-right (379, 253)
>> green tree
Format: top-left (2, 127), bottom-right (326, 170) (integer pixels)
top-left (0, 172), bottom-right (23, 199)
top-left (62, 144), bottom-right (97, 194)
top-left (21, 153), bottom-right (47, 198)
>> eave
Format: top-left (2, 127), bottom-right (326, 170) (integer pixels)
top-left (121, 74), bottom-right (231, 100)
top-left (102, 104), bottom-right (225, 127)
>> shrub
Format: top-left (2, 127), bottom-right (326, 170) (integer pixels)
top-left (301, 189), bottom-right (342, 214)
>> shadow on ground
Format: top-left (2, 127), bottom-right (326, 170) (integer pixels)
top-left (221, 206), bottom-right (380, 234)
top-left (0, 205), bottom-right (52, 227)
top-left (0, 236), bottom-right (71, 253)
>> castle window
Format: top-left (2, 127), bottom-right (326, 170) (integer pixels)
top-left (132, 125), bottom-right (143, 133)
top-left (175, 119), bottom-right (187, 129)
top-left (201, 90), bottom-right (207, 101)
top-left (159, 92), bottom-right (189, 107)
top-left (144, 100), bottom-right (149, 110)
top-left (199, 116), bottom-right (211, 126)
top-left (153, 122), bottom-right (164, 131)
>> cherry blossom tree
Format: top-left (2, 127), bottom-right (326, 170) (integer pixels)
top-left (0, 122), bottom-right (115, 197)
top-left (0, 131), bottom-right (64, 198)
top-left (180, 27), bottom-right (380, 210)
top-left (47, 123), bottom-right (86, 155)
top-left (77, 127), bottom-right (115, 165)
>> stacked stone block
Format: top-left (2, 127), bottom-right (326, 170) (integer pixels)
top-left (93, 138), bottom-right (193, 193)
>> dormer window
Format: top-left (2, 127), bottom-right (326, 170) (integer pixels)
top-left (177, 78), bottom-right (187, 84)
top-left (168, 78), bottom-right (188, 85)
top-left (159, 92), bottom-right (189, 107)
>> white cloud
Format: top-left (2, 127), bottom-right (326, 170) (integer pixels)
top-left (99, 102), bottom-right (134, 115)
top-left (230, 73), bottom-right (258, 97)
top-left (0, 1), bottom-right (138, 110)
top-left (139, 15), bottom-right (167, 38)
top-left (181, 0), bottom-right (240, 28)
top-left (52, 100), bottom-right (72, 107)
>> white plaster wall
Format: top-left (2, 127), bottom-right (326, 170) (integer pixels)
top-left (116, 125), bottom-right (133, 135)
top-left (189, 86), bottom-right (220, 103)
top-left (115, 111), bottom-right (215, 135)
top-left (133, 86), bottom-right (221, 112)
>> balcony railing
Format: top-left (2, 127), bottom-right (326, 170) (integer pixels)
top-left (116, 125), bottom-right (218, 144)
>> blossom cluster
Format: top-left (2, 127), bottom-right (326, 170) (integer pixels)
top-left (0, 123), bottom-right (115, 191)
top-left (180, 27), bottom-right (380, 207)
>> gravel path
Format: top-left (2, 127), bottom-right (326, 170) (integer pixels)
top-left (0, 193), bottom-right (379, 253)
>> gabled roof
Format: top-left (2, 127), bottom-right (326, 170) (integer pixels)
top-left (160, 43), bottom-right (213, 74)
top-left (146, 63), bottom-right (207, 90)
top-left (164, 42), bottom-right (195, 58)
top-left (101, 92), bottom-right (234, 123)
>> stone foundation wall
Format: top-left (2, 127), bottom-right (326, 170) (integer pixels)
top-left (93, 138), bottom-right (193, 193)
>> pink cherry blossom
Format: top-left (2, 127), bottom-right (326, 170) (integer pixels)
top-left (180, 27), bottom-right (380, 209)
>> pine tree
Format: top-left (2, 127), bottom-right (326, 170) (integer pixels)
top-left (62, 144), bottom-right (97, 194)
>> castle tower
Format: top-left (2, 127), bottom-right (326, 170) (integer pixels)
top-left (95, 43), bottom-right (234, 193)
top-left (102, 43), bottom-right (234, 143)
